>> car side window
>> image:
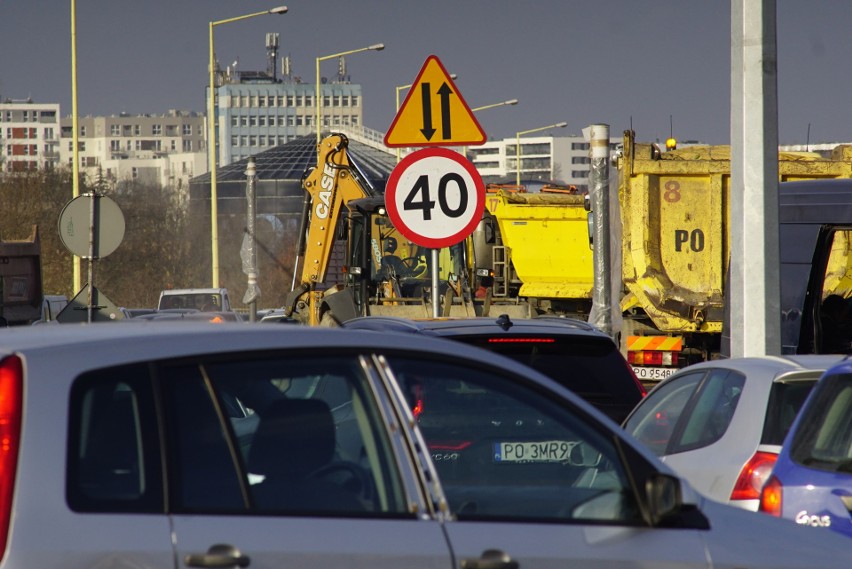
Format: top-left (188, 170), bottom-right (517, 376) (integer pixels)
top-left (160, 354), bottom-right (408, 516)
top-left (623, 372), bottom-right (704, 455)
top-left (670, 369), bottom-right (744, 453)
top-left (387, 356), bottom-right (641, 524)
top-left (67, 364), bottom-right (162, 513)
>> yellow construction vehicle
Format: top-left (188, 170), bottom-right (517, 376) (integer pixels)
top-left (283, 133), bottom-right (491, 325)
top-left (618, 130), bottom-right (852, 380)
top-left (475, 132), bottom-right (852, 382)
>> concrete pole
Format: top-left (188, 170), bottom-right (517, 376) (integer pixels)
top-left (587, 124), bottom-right (613, 337)
top-left (729, 0), bottom-right (781, 357)
top-left (243, 157), bottom-right (260, 322)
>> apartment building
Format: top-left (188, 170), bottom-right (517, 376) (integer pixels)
top-left (0, 100), bottom-right (61, 172)
top-left (59, 110), bottom-right (207, 193)
top-left (467, 134), bottom-right (621, 192)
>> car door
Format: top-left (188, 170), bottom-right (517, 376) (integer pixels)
top-left (625, 369), bottom-right (746, 501)
top-left (162, 350), bottom-right (453, 569)
top-left (384, 355), bottom-right (711, 569)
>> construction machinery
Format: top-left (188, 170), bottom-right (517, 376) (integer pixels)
top-left (475, 132), bottom-right (852, 381)
top-left (283, 133), bottom-right (506, 325)
top-left (618, 131), bottom-right (852, 379)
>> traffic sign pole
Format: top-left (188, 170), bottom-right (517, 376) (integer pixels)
top-left (385, 55), bottom-right (488, 316)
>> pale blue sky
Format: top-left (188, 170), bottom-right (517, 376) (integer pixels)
top-left (2, 1), bottom-right (850, 145)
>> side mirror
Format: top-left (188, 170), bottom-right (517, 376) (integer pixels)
top-left (645, 473), bottom-right (682, 526)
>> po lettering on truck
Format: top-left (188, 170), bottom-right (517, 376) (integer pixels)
top-left (675, 229), bottom-right (705, 252)
top-left (314, 163), bottom-right (336, 219)
top-left (664, 180), bottom-right (706, 253)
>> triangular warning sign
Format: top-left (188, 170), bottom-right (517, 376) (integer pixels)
top-left (384, 55), bottom-right (486, 148)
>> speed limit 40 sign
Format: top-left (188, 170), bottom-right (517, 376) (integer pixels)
top-left (385, 148), bottom-right (485, 248)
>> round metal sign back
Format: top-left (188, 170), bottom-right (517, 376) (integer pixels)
top-left (58, 194), bottom-right (126, 258)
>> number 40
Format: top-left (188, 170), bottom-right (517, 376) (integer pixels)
top-left (404, 173), bottom-right (468, 221)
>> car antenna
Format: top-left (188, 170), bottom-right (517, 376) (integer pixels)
top-left (496, 314), bottom-right (513, 331)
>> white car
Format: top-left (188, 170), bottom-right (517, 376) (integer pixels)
top-left (0, 323), bottom-right (848, 568)
top-left (623, 355), bottom-right (843, 510)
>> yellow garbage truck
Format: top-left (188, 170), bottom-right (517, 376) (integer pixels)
top-left (478, 132), bottom-right (852, 382)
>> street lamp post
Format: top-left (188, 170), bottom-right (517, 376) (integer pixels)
top-left (516, 121), bottom-right (567, 187)
top-left (208, 6), bottom-right (287, 289)
top-left (463, 99), bottom-right (518, 157)
top-left (316, 44), bottom-right (384, 146)
top-left (471, 99), bottom-right (519, 113)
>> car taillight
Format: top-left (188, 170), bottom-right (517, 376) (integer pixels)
top-left (730, 451), bottom-right (777, 501)
top-left (758, 475), bottom-right (783, 516)
top-left (0, 356), bottom-right (22, 554)
top-left (628, 350), bottom-right (679, 366)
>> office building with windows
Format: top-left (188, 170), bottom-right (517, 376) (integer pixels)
top-left (467, 134), bottom-right (621, 192)
top-left (0, 100), bottom-right (61, 173)
top-left (211, 34), bottom-right (365, 166)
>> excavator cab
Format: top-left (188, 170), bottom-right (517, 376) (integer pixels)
top-left (345, 197), bottom-right (470, 316)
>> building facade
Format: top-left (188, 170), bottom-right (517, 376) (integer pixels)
top-left (212, 56), bottom-right (364, 166)
top-left (0, 100), bottom-right (61, 173)
top-left (467, 134), bottom-right (622, 191)
top-left (59, 110), bottom-right (207, 193)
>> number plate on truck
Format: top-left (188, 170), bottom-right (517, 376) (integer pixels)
top-left (631, 366), bottom-right (676, 381)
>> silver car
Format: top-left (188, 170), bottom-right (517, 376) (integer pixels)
top-left (0, 323), bottom-right (849, 568)
top-left (624, 355), bottom-right (843, 510)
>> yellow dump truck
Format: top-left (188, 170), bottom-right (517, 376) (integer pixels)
top-left (618, 130), bottom-right (852, 380)
top-left (482, 189), bottom-right (593, 318)
top-left (479, 132), bottom-right (852, 382)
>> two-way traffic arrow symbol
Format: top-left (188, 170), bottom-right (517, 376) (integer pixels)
top-left (419, 82), bottom-right (454, 141)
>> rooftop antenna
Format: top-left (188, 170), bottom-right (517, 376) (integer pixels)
top-left (266, 33), bottom-right (279, 81)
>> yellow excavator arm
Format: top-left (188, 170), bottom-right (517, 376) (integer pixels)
top-left (284, 134), bottom-right (371, 324)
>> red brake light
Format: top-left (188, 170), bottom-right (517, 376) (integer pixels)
top-left (730, 451), bottom-right (777, 501)
top-left (0, 356), bottom-right (22, 554)
top-left (428, 440), bottom-right (473, 451)
top-left (487, 338), bottom-right (556, 344)
top-left (758, 475), bottom-right (783, 516)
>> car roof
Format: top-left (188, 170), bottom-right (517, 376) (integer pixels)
top-left (0, 322), bottom-right (567, 389)
top-left (344, 314), bottom-right (613, 341)
top-left (666, 355), bottom-right (845, 380)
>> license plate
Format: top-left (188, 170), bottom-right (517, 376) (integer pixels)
top-left (494, 440), bottom-right (577, 463)
top-left (631, 366), bottom-right (676, 380)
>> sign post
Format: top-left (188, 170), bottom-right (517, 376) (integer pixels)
top-left (385, 148), bottom-right (485, 316)
top-left (385, 54), bottom-right (487, 316)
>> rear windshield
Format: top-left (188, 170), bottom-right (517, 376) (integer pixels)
top-left (452, 335), bottom-right (642, 423)
top-left (760, 380), bottom-right (816, 445)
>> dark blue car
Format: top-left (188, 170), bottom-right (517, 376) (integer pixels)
top-left (760, 358), bottom-right (852, 537)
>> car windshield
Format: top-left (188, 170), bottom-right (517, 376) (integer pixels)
top-left (789, 372), bottom-right (852, 472)
top-left (452, 335), bottom-right (642, 423)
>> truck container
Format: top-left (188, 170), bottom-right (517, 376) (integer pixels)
top-left (483, 189), bottom-right (591, 318)
top-left (618, 130), bottom-right (852, 380)
top-left (0, 226), bottom-right (43, 325)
